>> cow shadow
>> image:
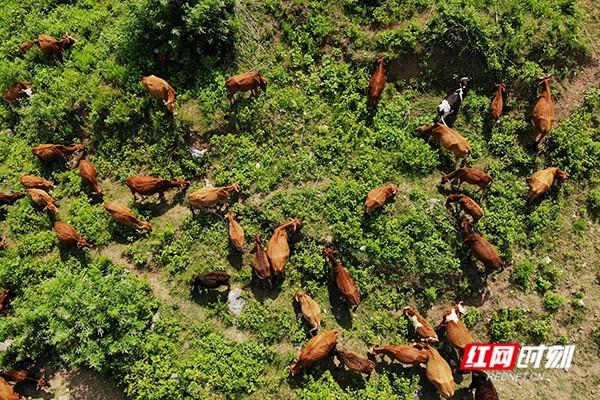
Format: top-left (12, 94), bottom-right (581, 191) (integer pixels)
top-left (58, 246), bottom-right (93, 264)
top-left (130, 196), bottom-right (182, 218)
top-left (327, 282), bottom-right (353, 329)
top-left (191, 287), bottom-right (229, 307)
top-left (248, 275), bottom-right (283, 302)
top-left (226, 244), bottom-right (244, 269)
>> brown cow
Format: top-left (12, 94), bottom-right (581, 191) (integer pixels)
top-left (19, 175), bottom-right (54, 191)
top-left (125, 175), bottom-right (189, 202)
top-left (403, 306), bottom-right (439, 343)
top-left (417, 124), bottom-right (471, 168)
top-left (0, 377), bottom-right (19, 400)
top-left (226, 71), bottom-right (268, 104)
top-left (369, 344), bottom-right (428, 367)
top-left (228, 211), bottom-right (245, 251)
top-left (364, 183), bottom-right (398, 215)
top-left (79, 160), bottom-right (102, 196)
top-left (418, 343), bottom-right (455, 399)
top-left (187, 183), bottom-right (240, 214)
top-left (20, 34), bottom-right (75, 56)
top-left (3, 82), bottom-right (33, 103)
top-left (439, 302), bottom-right (473, 352)
top-left (445, 193), bottom-right (483, 223)
top-left (335, 348), bottom-right (375, 376)
top-left (324, 248), bottom-right (361, 309)
top-left (142, 75), bottom-right (177, 115)
top-left (290, 330), bottom-right (338, 376)
top-left (266, 219), bottom-right (302, 275)
top-left (0, 191), bottom-right (25, 206)
top-left (103, 201), bottom-right (152, 232)
top-left (32, 143), bottom-right (84, 163)
top-left (192, 271), bottom-right (230, 291)
top-left (531, 75), bottom-right (555, 143)
top-left (368, 57), bottom-right (386, 105)
top-left (461, 219), bottom-right (507, 274)
top-left (294, 290), bottom-right (321, 335)
top-left (469, 371), bottom-right (499, 400)
top-left (441, 167), bottom-right (492, 195)
top-left (526, 167), bottom-right (569, 203)
top-left (0, 369), bottom-right (46, 390)
top-left (0, 237), bottom-right (5, 250)
top-left (489, 83), bottom-right (505, 120)
top-left (28, 189), bottom-right (59, 213)
top-left (252, 235), bottom-right (272, 281)
top-left (53, 220), bottom-right (90, 249)
top-left (0, 289), bottom-right (9, 311)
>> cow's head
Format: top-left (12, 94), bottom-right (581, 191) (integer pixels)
top-left (416, 124), bottom-right (433, 136)
top-left (445, 193), bottom-right (460, 205)
top-left (173, 179), bottom-right (190, 190)
top-left (293, 291), bottom-right (306, 302)
top-left (376, 56), bottom-right (385, 65)
top-left (228, 182), bottom-right (241, 193)
top-left (440, 173), bottom-right (451, 185)
top-left (460, 218), bottom-right (474, 234)
top-left (495, 82), bottom-right (506, 92)
top-left (258, 73), bottom-right (268, 91)
top-left (386, 183), bottom-right (399, 195)
top-left (459, 77), bottom-right (470, 89)
top-left (453, 301), bottom-right (467, 316)
top-left (139, 221), bottom-right (153, 232)
top-left (18, 82), bottom-right (33, 97)
top-left (556, 169), bottom-right (570, 181)
top-left (288, 218), bottom-right (302, 231)
top-left (61, 34), bottom-right (76, 49)
top-left (402, 306), bottom-right (417, 317)
top-left (165, 100), bottom-right (177, 116)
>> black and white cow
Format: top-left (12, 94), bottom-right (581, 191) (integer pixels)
top-left (436, 77), bottom-right (470, 127)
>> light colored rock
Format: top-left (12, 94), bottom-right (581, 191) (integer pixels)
top-left (228, 288), bottom-right (245, 317)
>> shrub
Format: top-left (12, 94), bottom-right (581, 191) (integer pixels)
top-left (543, 291), bottom-right (564, 312)
top-left (511, 260), bottom-right (535, 291)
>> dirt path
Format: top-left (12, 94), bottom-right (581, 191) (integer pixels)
top-left (555, 55), bottom-right (600, 122)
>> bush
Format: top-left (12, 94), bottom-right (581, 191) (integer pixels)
top-left (511, 260), bottom-right (535, 291)
top-left (543, 291), bottom-right (564, 312)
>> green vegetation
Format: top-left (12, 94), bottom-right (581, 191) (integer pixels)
top-left (0, 0), bottom-right (598, 399)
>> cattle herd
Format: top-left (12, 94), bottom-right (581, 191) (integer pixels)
top-left (0, 34), bottom-right (571, 399)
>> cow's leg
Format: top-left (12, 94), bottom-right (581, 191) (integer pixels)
top-left (159, 191), bottom-right (166, 203)
top-left (456, 179), bottom-right (463, 190)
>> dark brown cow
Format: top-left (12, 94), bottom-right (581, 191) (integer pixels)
top-left (469, 371), bottom-right (499, 400)
top-left (79, 160), bottom-right (102, 196)
top-left (142, 75), bottom-right (177, 115)
top-left (3, 82), bottom-right (32, 103)
top-left (527, 167), bottom-right (569, 203)
top-left (370, 344), bottom-right (428, 367)
top-left (103, 201), bottom-right (152, 232)
top-left (335, 348), bottom-right (375, 376)
top-left (441, 168), bottom-right (492, 194)
top-left (531, 75), bottom-right (555, 143)
top-left (225, 71), bottom-right (268, 104)
top-left (0, 289), bottom-right (9, 311)
top-left (417, 124), bottom-right (471, 168)
top-left (445, 194), bottom-right (483, 223)
top-left (19, 175), bottom-right (54, 191)
top-left (20, 34), bottom-right (75, 56)
top-left (368, 57), bottom-right (386, 105)
top-left (53, 221), bottom-right (90, 249)
top-left (32, 143), bottom-right (84, 163)
top-left (0, 192), bottom-right (25, 206)
top-left (191, 271), bottom-right (230, 291)
top-left (461, 219), bottom-right (507, 274)
top-left (489, 83), bottom-right (505, 120)
top-left (252, 235), bottom-right (272, 281)
top-left (324, 248), bottom-right (361, 309)
top-left (125, 175), bottom-right (189, 202)
top-left (364, 183), bottom-right (398, 215)
top-left (28, 189), bottom-right (59, 213)
top-left (290, 330), bottom-right (338, 376)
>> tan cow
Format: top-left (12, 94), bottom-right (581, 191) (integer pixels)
top-left (187, 183), bottom-right (240, 214)
top-left (142, 75), bottom-right (177, 115)
top-left (0, 191), bottom-right (25, 206)
top-left (419, 343), bottom-right (455, 399)
top-left (489, 83), bottom-right (505, 120)
top-left (126, 175), bottom-right (189, 202)
top-left (445, 193), bottom-right (484, 223)
top-left (28, 189), bottom-right (59, 213)
top-left (441, 167), bottom-right (492, 195)
top-left (53, 220), bottom-right (90, 249)
top-left (403, 306), bottom-right (439, 343)
top-left (0, 376), bottom-right (19, 400)
top-left (294, 290), bottom-right (321, 335)
top-left (290, 330), bottom-right (338, 376)
top-left (228, 211), bottom-right (245, 251)
top-left (79, 160), bottom-right (102, 196)
top-left (19, 175), bottom-right (54, 191)
top-left (417, 124), bottom-right (471, 168)
top-left (526, 167), bottom-right (569, 203)
top-left (32, 143), bottom-right (84, 163)
top-left (335, 348), bottom-right (375, 376)
top-left (266, 219), bottom-right (302, 275)
top-left (369, 344), bottom-right (428, 367)
top-left (368, 57), bottom-right (386, 105)
top-left (364, 183), bottom-right (398, 215)
top-left (3, 82), bottom-right (33, 103)
top-left (531, 75), bottom-right (555, 143)
top-left (461, 219), bottom-right (507, 274)
top-left (103, 201), bottom-right (152, 232)
top-left (20, 34), bottom-right (75, 56)
top-left (439, 302), bottom-right (474, 352)
top-left (324, 248), bottom-right (361, 309)
top-left (225, 71), bottom-right (268, 104)
top-left (252, 235), bottom-right (272, 281)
